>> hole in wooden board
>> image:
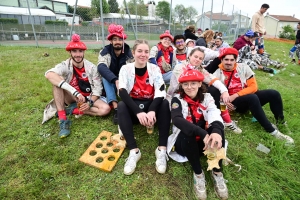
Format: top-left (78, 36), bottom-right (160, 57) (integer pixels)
top-left (96, 157), bottom-right (103, 163)
top-left (96, 143), bottom-right (103, 148)
top-left (108, 156), bottom-right (115, 161)
top-left (101, 148), bottom-right (109, 154)
top-left (89, 150), bottom-right (97, 156)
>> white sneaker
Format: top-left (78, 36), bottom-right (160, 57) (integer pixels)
top-left (224, 121), bottom-right (242, 134)
top-left (271, 130), bottom-right (294, 145)
top-left (211, 172), bottom-right (228, 200)
top-left (124, 149), bottom-right (141, 175)
top-left (193, 172), bottom-right (207, 200)
top-left (155, 147), bottom-right (169, 174)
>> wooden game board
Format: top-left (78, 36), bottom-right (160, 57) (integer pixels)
top-left (79, 131), bottom-right (125, 172)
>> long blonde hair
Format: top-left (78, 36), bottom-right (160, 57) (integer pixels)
top-left (201, 30), bottom-right (214, 44)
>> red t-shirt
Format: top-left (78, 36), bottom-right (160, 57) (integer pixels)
top-left (223, 69), bottom-right (243, 95)
top-left (69, 66), bottom-right (90, 97)
top-left (176, 54), bottom-right (187, 63)
top-left (130, 71), bottom-right (154, 99)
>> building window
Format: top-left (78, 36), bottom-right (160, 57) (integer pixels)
top-left (20, 0), bottom-right (37, 8)
top-left (38, 0), bottom-right (53, 10)
top-left (53, 2), bottom-right (67, 13)
top-left (0, 0), bottom-right (19, 7)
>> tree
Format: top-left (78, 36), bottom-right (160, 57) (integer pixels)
top-left (186, 6), bottom-right (198, 23)
top-left (125, 0), bottom-right (148, 19)
top-left (173, 4), bottom-right (187, 24)
top-left (212, 23), bottom-right (228, 32)
top-left (108, 0), bottom-right (119, 13)
top-left (90, 0), bottom-right (110, 18)
top-left (68, 6), bottom-right (92, 21)
top-left (156, 1), bottom-right (170, 23)
top-left (279, 25), bottom-right (296, 40)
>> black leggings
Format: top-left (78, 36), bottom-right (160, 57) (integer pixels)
top-left (174, 126), bottom-right (225, 174)
top-left (232, 89), bottom-right (284, 133)
top-left (118, 99), bottom-right (171, 150)
top-left (203, 83), bottom-right (221, 109)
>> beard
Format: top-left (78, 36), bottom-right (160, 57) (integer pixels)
top-left (71, 55), bottom-right (84, 64)
top-left (113, 44), bottom-right (123, 50)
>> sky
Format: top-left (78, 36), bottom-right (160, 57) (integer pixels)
top-left (62, 0), bottom-right (299, 19)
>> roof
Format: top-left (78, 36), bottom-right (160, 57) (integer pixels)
top-left (0, 6), bottom-right (56, 16)
top-left (102, 13), bottom-right (157, 20)
top-left (269, 15), bottom-right (300, 22)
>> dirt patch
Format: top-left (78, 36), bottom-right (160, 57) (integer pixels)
top-left (265, 38), bottom-right (295, 44)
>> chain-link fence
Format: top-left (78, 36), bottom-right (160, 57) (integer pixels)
top-left (0, 0), bottom-right (255, 48)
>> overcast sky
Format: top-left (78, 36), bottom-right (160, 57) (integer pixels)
top-left (62, 0), bottom-right (299, 19)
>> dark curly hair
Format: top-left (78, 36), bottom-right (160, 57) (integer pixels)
top-left (178, 83), bottom-right (207, 102)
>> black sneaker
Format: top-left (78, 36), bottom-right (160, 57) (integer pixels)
top-left (262, 66), bottom-right (274, 74)
top-left (291, 59), bottom-right (296, 63)
top-left (113, 108), bottom-right (118, 124)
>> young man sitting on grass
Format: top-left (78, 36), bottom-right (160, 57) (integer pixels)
top-left (44, 34), bottom-right (110, 138)
top-left (213, 48), bottom-right (294, 145)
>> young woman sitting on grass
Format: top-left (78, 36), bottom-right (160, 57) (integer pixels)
top-left (167, 69), bottom-right (228, 200)
top-left (117, 39), bottom-right (171, 175)
top-left (167, 47), bottom-right (242, 134)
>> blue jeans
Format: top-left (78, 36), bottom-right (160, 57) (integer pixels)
top-left (163, 71), bottom-right (172, 85)
top-left (290, 46), bottom-right (297, 53)
top-left (102, 78), bottom-right (117, 104)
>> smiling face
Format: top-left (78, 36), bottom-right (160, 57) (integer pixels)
top-left (181, 81), bottom-right (202, 99)
top-left (70, 49), bottom-right (84, 64)
top-left (188, 49), bottom-right (204, 67)
top-left (110, 36), bottom-right (123, 50)
top-left (215, 38), bottom-right (222, 47)
top-left (221, 54), bottom-right (236, 71)
top-left (160, 37), bottom-right (172, 48)
top-left (175, 38), bottom-right (185, 51)
top-left (132, 43), bottom-right (149, 68)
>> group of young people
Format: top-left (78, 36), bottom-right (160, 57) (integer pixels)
top-left (43, 21), bottom-right (294, 200)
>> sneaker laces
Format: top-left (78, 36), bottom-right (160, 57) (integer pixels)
top-left (60, 120), bottom-right (70, 130)
top-left (156, 150), bottom-right (169, 166)
top-left (213, 173), bottom-right (226, 190)
top-left (125, 152), bottom-right (139, 169)
top-left (195, 174), bottom-right (206, 191)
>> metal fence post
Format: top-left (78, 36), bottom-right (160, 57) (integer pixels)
top-left (70, 0), bottom-right (78, 40)
top-left (26, 0), bottom-right (38, 47)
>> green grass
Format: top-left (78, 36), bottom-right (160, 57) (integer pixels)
top-left (0, 40), bottom-right (300, 199)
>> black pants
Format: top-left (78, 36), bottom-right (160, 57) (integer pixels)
top-left (232, 89), bottom-right (284, 133)
top-left (205, 57), bottom-right (221, 74)
top-left (118, 99), bottom-right (171, 150)
top-left (204, 83), bottom-right (221, 109)
top-left (174, 126), bottom-right (225, 174)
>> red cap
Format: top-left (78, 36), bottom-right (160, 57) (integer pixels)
top-left (178, 69), bottom-right (204, 83)
top-left (107, 24), bottom-right (127, 40)
top-left (66, 34), bottom-right (87, 51)
top-left (159, 30), bottom-right (173, 41)
top-left (218, 47), bottom-right (238, 59)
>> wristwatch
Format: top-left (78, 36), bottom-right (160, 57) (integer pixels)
top-left (89, 100), bottom-right (94, 108)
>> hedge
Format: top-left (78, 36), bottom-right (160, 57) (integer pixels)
top-left (45, 20), bottom-right (68, 26)
top-left (0, 18), bottom-right (18, 24)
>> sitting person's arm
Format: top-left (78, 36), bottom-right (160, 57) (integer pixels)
top-left (149, 46), bottom-right (158, 65)
top-left (119, 89), bottom-right (143, 114)
top-left (171, 97), bottom-right (208, 138)
top-left (97, 53), bottom-right (118, 83)
top-left (237, 76), bottom-right (258, 96)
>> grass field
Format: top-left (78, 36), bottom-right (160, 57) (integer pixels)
top-left (0, 40), bottom-right (300, 200)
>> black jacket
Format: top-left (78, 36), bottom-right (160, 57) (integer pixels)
top-left (97, 43), bottom-right (133, 83)
top-left (184, 29), bottom-right (199, 40)
top-left (295, 30), bottom-right (300, 45)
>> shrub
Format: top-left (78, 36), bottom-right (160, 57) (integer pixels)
top-left (0, 18), bottom-right (18, 24)
top-left (45, 20), bottom-right (68, 26)
top-left (81, 21), bottom-right (89, 26)
top-left (279, 25), bottom-right (296, 40)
